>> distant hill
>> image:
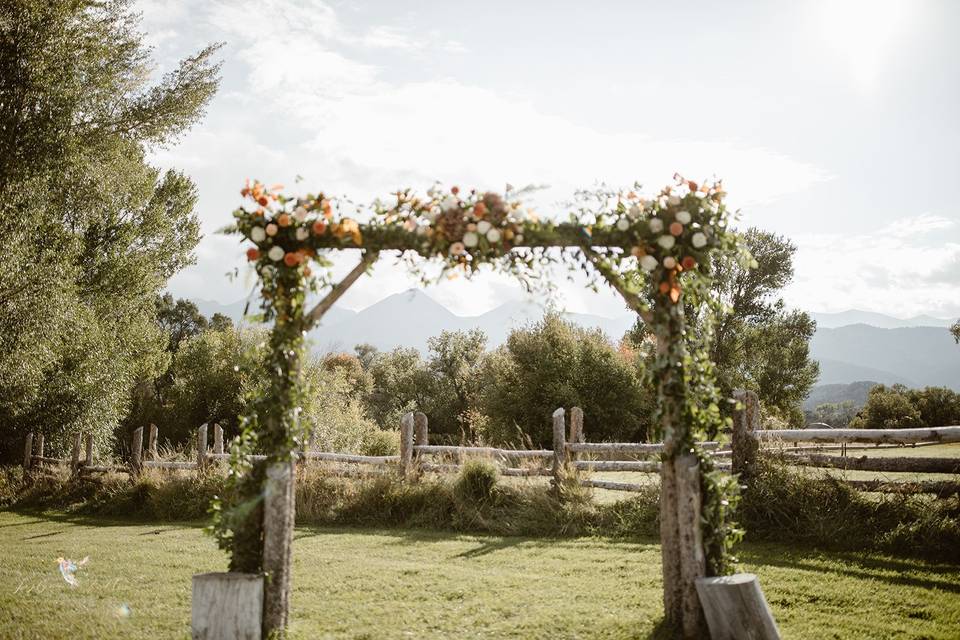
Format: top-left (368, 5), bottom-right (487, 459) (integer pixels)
top-left (810, 310), bottom-right (953, 329)
top-left (190, 293), bottom-right (960, 392)
top-left (803, 381), bottom-right (878, 411)
top-left (810, 324), bottom-right (959, 390)
top-left (303, 290), bottom-right (635, 354)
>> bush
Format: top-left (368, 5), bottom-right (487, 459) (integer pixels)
top-left (454, 460), bottom-right (499, 505)
top-left (360, 430), bottom-right (399, 457)
top-left (741, 458), bottom-right (960, 562)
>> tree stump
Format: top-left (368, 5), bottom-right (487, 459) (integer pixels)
top-left (192, 572), bottom-right (263, 640)
top-left (696, 573), bottom-right (781, 640)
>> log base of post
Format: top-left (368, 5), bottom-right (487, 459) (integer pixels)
top-left (192, 572), bottom-right (263, 640)
top-left (695, 573), bottom-right (780, 640)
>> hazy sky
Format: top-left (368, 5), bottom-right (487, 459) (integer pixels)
top-left (140, 0), bottom-right (960, 319)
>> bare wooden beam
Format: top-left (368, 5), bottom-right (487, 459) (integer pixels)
top-left (70, 432), bottom-right (82, 477)
top-left (552, 407), bottom-right (566, 488)
top-left (303, 251), bottom-right (379, 330)
top-left (130, 427), bottom-right (143, 478)
top-left (400, 412), bottom-right (414, 478)
top-left (782, 453), bottom-right (960, 474)
top-left (148, 424), bottom-right (158, 461)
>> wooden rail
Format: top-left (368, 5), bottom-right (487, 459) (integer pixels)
top-left (413, 445), bottom-right (552, 459)
top-left (755, 426), bottom-right (960, 445)
top-left (781, 453), bottom-right (960, 474)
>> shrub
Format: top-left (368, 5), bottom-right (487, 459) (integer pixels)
top-left (360, 430), bottom-right (399, 457)
top-left (454, 460), bottom-right (499, 505)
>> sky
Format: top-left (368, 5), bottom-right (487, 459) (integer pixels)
top-left (140, 0), bottom-right (960, 319)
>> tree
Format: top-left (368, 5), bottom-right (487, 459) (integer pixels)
top-left (807, 401), bottom-right (858, 428)
top-left (426, 329), bottom-right (488, 439)
top-left (951, 319), bottom-right (959, 344)
top-left (363, 347), bottom-right (433, 429)
top-left (707, 229), bottom-right (819, 426)
top-left (480, 313), bottom-right (653, 446)
top-left (850, 385), bottom-right (922, 429)
top-left (0, 1), bottom-right (221, 459)
top-left (157, 293), bottom-right (210, 353)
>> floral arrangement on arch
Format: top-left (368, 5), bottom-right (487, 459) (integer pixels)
top-left (231, 174), bottom-right (733, 314)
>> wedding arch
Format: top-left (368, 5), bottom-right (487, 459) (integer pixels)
top-left (212, 174), bottom-right (748, 638)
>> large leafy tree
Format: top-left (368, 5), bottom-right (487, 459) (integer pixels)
top-left (480, 313), bottom-right (653, 446)
top-left (0, 0), bottom-right (220, 458)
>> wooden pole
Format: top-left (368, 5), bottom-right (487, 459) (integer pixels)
top-left (262, 461), bottom-right (295, 636)
top-left (197, 423), bottom-right (208, 471)
top-left (414, 412), bottom-right (428, 448)
top-left (214, 424), bottom-right (224, 455)
top-left (148, 424), bottom-right (158, 461)
top-left (400, 412), bottom-right (414, 478)
top-left (568, 407), bottom-right (583, 464)
top-left (22, 432), bottom-right (33, 472)
top-left (676, 453), bottom-right (707, 639)
top-left (70, 432), bottom-right (82, 477)
top-left (552, 408), bottom-right (566, 489)
top-left (84, 434), bottom-right (93, 466)
top-left (36, 433), bottom-right (44, 460)
top-left (732, 389), bottom-right (760, 481)
top-left (130, 427), bottom-right (143, 478)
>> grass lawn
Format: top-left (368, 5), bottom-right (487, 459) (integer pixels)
top-left (1, 510), bottom-right (958, 639)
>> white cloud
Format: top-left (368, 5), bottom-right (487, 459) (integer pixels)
top-left (785, 215), bottom-right (960, 318)
top-left (147, 0), bottom-right (833, 315)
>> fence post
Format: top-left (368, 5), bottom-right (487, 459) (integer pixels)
top-left (85, 434), bottom-right (94, 467)
top-left (213, 424), bottom-right (224, 455)
top-left (70, 432), bottom-right (82, 477)
top-left (732, 389), bottom-right (760, 481)
top-left (147, 424), bottom-right (158, 461)
top-left (22, 432), bottom-right (33, 472)
top-left (197, 423), bottom-right (208, 471)
top-left (569, 407), bottom-right (584, 464)
top-left (413, 412), bottom-right (428, 473)
top-left (552, 408), bottom-right (566, 489)
top-left (130, 427), bottom-right (143, 478)
top-left (262, 461), bottom-right (295, 635)
top-left (36, 433), bottom-right (44, 460)
top-left (400, 412), bottom-right (414, 477)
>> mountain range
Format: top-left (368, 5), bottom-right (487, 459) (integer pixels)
top-left (195, 292), bottom-right (960, 396)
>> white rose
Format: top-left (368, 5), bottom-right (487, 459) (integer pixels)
top-left (250, 227), bottom-right (266, 242)
top-left (268, 246), bottom-right (285, 261)
top-left (628, 205), bottom-right (641, 219)
top-left (294, 206), bottom-right (308, 221)
top-left (442, 196), bottom-right (459, 212)
top-left (640, 255), bottom-right (659, 271)
top-left (515, 234), bottom-right (524, 244)
top-left (486, 228), bottom-right (501, 243)
top-left (676, 211), bottom-right (691, 224)
top-left (477, 220), bottom-right (492, 234)
top-left (657, 235), bottom-right (676, 250)
top-left (692, 232), bottom-right (708, 248)
top-left (648, 218), bottom-right (664, 233)
top-left (513, 207), bottom-right (528, 221)
top-left (668, 195), bottom-right (681, 206)
top-left (463, 231), bottom-right (479, 248)
top-left (616, 218), bottom-right (630, 231)
top-left (295, 227), bottom-right (309, 241)
top-left (416, 225), bottom-right (428, 236)
top-left (663, 256), bottom-right (677, 269)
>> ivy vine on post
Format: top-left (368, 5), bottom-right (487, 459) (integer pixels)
top-left (211, 175), bottom-right (749, 639)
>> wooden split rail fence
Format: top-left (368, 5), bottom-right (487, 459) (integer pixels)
top-left (21, 392), bottom-right (960, 496)
top-left (734, 390), bottom-right (960, 496)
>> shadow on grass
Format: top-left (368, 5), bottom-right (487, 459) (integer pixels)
top-left (741, 544), bottom-right (960, 593)
top-left (3, 506), bottom-right (202, 531)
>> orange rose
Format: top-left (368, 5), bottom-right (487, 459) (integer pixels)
top-left (473, 202), bottom-right (487, 218)
top-left (283, 252), bottom-right (300, 267)
top-left (277, 213), bottom-right (291, 227)
top-left (670, 222), bottom-right (684, 236)
top-left (246, 248), bottom-right (260, 261)
top-left (451, 186), bottom-right (460, 195)
top-left (670, 286), bottom-right (681, 303)
top-left (681, 256), bottom-right (697, 270)
top-left (312, 220), bottom-right (327, 236)
top-left (257, 195), bottom-right (269, 207)
top-left (659, 281), bottom-right (671, 294)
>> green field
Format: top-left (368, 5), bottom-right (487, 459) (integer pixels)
top-left (1, 510), bottom-right (958, 639)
